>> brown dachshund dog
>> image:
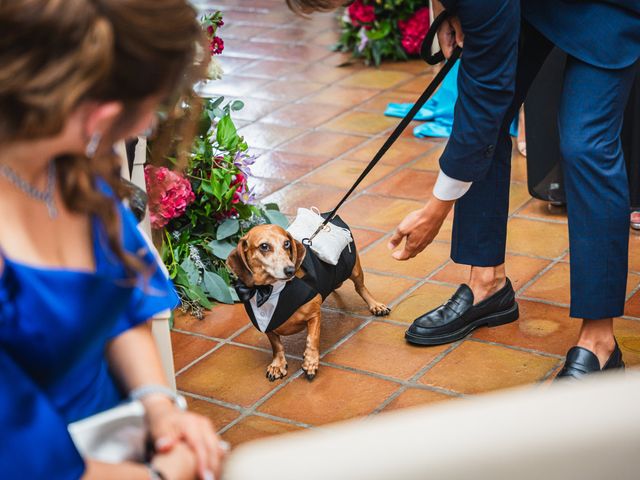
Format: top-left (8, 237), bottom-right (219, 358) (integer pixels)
top-left (227, 222), bottom-right (390, 381)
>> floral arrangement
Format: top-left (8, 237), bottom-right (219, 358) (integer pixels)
top-left (155, 98), bottom-right (287, 318)
top-left (203, 12), bottom-right (225, 80)
top-left (334, 0), bottom-right (430, 66)
top-left (145, 12), bottom-right (286, 318)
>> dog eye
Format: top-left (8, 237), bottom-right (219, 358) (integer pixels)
top-left (259, 243), bottom-right (270, 252)
top-left (283, 240), bottom-right (291, 249)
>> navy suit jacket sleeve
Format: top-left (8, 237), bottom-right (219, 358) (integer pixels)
top-left (439, 0), bottom-right (521, 182)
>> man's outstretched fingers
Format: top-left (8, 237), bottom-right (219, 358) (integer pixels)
top-left (387, 229), bottom-right (405, 250)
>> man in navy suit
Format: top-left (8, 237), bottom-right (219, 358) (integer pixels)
top-left (389, 0), bottom-right (640, 378)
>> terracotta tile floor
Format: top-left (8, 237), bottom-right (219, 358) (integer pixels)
top-left (175, 0), bottom-right (640, 447)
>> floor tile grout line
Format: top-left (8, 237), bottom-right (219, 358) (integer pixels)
top-left (215, 368), bottom-right (307, 436)
top-left (249, 64), bottom-right (446, 202)
top-left (315, 359), bottom-right (462, 397)
top-left (513, 247), bottom-right (570, 298)
top-left (512, 212), bottom-right (568, 225)
top-left (369, 385), bottom-right (409, 415)
top-left (174, 343), bottom-right (225, 377)
top-left (467, 337), bottom-right (565, 360)
top-left (626, 279), bottom-right (640, 302)
top-left (173, 323), bottom-right (254, 376)
top-left (180, 389), bottom-right (317, 431)
top-left (538, 362), bottom-right (563, 383)
top-left (370, 343), bottom-right (466, 415)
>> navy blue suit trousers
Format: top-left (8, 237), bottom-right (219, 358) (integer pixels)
top-left (449, 20), bottom-right (638, 319)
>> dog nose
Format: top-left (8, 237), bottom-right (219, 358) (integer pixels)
top-left (284, 266), bottom-right (295, 277)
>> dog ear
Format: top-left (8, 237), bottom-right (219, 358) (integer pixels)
top-left (287, 232), bottom-right (306, 271)
top-left (226, 238), bottom-right (254, 287)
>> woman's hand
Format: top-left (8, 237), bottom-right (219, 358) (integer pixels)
top-left (387, 197), bottom-right (455, 260)
top-left (144, 396), bottom-right (227, 480)
top-left (432, 0), bottom-right (464, 59)
top-left (151, 442), bottom-right (199, 480)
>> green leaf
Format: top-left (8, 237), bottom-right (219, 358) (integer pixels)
top-left (200, 181), bottom-right (214, 195)
top-left (216, 218), bottom-right (240, 240)
top-left (366, 21), bottom-right (392, 40)
top-left (264, 209), bottom-right (289, 228)
top-left (230, 100), bottom-right (245, 111)
top-left (180, 258), bottom-right (200, 284)
top-left (185, 284), bottom-right (213, 309)
top-left (203, 271), bottom-right (234, 304)
top-left (216, 114), bottom-right (237, 148)
top-left (263, 202), bottom-right (280, 212)
top-left (211, 96), bottom-right (225, 109)
top-left (207, 239), bottom-right (235, 259)
top-left (229, 286), bottom-right (239, 302)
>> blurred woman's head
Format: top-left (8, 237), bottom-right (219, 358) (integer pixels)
top-left (0, 0), bottom-right (203, 149)
top-left (0, 0), bottom-right (207, 274)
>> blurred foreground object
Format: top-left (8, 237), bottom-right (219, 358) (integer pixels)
top-left (224, 372), bottom-right (640, 480)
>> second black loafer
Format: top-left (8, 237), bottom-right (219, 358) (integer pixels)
top-left (405, 278), bottom-right (519, 346)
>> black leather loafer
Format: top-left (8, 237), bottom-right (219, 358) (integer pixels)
top-left (405, 278), bottom-right (519, 346)
top-left (556, 341), bottom-right (625, 380)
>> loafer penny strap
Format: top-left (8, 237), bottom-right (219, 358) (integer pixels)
top-left (559, 346), bottom-right (601, 377)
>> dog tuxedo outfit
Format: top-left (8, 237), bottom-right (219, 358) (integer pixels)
top-left (235, 216), bottom-right (357, 333)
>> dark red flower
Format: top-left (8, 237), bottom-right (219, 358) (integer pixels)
top-left (348, 0), bottom-right (376, 30)
top-left (398, 7), bottom-right (430, 55)
top-left (207, 25), bottom-right (214, 36)
top-left (210, 36), bottom-right (224, 55)
top-left (217, 19), bottom-right (224, 27)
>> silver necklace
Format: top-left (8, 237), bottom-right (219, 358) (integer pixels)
top-left (0, 161), bottom-right (58, 218)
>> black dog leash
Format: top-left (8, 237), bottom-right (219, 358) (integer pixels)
top-left (303, 11), bottom-right (462, 247)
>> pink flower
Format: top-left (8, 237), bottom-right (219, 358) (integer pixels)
top-left (144, 165), bottom-right (195, 229)
top-left (398, 7), bottom-right (430, 56)
top-left (348, 0), bottom-right (376, 30)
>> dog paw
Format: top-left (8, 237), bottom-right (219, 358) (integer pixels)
top-left (370, 303), bottom-right (391, 316)
top-left (302, 356), bottom-right (319, 381)
top-left (266, 362), bottom-right (288, 382)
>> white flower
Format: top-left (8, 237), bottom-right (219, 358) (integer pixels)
top-left (341, 10), bottom-right (352, 25)
top-left (207, 56), bottom-right (224, 80)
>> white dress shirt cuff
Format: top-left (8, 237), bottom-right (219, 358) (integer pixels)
top-left (432, 170), bottom-right (473, 201)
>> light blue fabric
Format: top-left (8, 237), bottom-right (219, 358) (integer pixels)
top-left (0, 180), bottom-right (179, 474)
top-left (385, 62), bottom-right (459, 137)
top-left (386, 61), bottom-right (520, 139)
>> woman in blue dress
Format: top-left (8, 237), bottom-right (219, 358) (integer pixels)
top-left (0, 1), bottom-right (225, 478)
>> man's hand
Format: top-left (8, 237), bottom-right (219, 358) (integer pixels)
top-left (387, 197), bottom-right (455, 260)
top-left (432, 0), bottom-right (464, 59)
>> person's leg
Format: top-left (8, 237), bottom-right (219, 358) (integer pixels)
top-left (558, 57), bottom-right (637, 368)
top-left (452, 21), bottom-right (554, 302)
top-left (406, 22), bottom-right (554, 346)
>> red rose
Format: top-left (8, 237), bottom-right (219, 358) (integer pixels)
top-left (398, 7), bottom-right (430, 56)
top-left (348, 0), bottom-right (376, 30)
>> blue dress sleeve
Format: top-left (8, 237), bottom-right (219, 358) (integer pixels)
top-left (0, 347), bottom-right (85, 479)
top-left (109, 201), bottom-right (180, 339)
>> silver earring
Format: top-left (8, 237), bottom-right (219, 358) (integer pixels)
top-left (85, 132), bottom-right (102, 158)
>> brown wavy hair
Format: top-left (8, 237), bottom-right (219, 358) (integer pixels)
top-left (0, 0), bottom-right (207, 276)
top-left (286, 0), bottom-right (346, 14)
